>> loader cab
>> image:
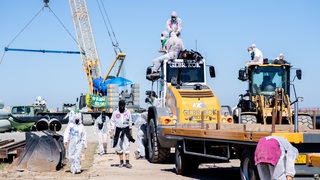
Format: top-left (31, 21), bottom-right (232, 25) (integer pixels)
top-left (239, 64), bottom-right (301, 97)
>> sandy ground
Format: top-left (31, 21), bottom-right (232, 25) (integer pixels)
top-left (0, 125), bottom-right (242, 180)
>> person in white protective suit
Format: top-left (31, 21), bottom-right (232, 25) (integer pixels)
top-left (166, 11), bottom-right (182, 37)
top-left (159, 30), bottom-right (169, 53)
top-left (110, 100), bottom-right (135, 168)
top-left (134, 91), bottom-right (161, 160)
top-left (254, 136), bottom-right (298, 180)
top-left (151, 31), bottom-right (185, 74)
top-left (246, 43), bottom-right (264, 65)
top-left (94, 111), bottom-right (112, 155)
top-left (64, 107), bottom-right (75, 124)
top-left (64, 113), bottom-right (87, 174)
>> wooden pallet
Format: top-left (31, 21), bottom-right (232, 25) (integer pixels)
top-left (0, 139), bottom-right (26, 159)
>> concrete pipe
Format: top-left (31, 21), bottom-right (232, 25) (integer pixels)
top-left (49, 118), bottom-right (62, 131)
top-left (36, 118), bottom-right (49, 131)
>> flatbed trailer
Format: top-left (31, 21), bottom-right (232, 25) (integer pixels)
top-left (161, 122), bottom-right (320, 178)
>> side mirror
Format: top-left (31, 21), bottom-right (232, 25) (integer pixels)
top-left (209, 66), bottom-right (215, 78)
top-left (238, 69), bottom-right (247, 81)
top-left (76, 98), bottom-right (79, 102)
top-left (296, 69), bottom-right (302, 80)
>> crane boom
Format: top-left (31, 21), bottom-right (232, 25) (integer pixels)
top-left (69, 0), bottom-right (101, 94)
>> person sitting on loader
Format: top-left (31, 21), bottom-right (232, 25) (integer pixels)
top-left (150, 32), bottom-right (185, 77)
top-left (273, 53), bottom-right (289, 65)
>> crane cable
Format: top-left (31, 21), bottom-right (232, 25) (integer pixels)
top-left (0, 6), bottom-right (44, 64)
top-left (1, 2), bottom-right (82, 64)
top-left (95, 0), bottom-right (122, 55)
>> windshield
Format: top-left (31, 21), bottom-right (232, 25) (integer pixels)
top-left (12, 106), bottom-right (33, 115)
top-left (250, 66), bottom-right (288, 96)
top-left (166, 60), bottom-right (205, 83)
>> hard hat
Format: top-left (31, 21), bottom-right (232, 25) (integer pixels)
top-left (251, 44), bottom-right (256, 48)
top-left (171, 11), bottom-right (177, 17)
top-left (279, 53), bottom-right (284, 56)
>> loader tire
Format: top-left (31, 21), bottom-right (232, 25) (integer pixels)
top-left (241, 115), bottom-right (257, 124)
top-left (240, 148), bottom-right (259, 180)
top-left (298, 115), bottom-right (313, 129)
top-left (147, 119), bottom-right (170, 163)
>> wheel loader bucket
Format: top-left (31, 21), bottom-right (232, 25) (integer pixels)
top-left (10, 131), bottom-right (66, 172)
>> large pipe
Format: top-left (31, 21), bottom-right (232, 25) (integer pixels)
top-left (49, 118), bottom-right (62, 131)
top-left (36, 118), bottom-right (49, 131)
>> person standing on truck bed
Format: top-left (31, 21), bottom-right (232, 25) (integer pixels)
top-left (254, 136), bottom-right (299, 180)
top-left (166, 11), bottom-right (182, 37)
top-left (110, 100), bottom-right (135, 168)
top-left (151, 31), bottom-right (185, 76)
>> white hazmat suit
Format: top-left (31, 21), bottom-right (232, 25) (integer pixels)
top-left (152, 32), bottom-right (185, 73)
top-left (94, 113), bottom-right (112, 155)
top-left (64, 113), bottom-right (87, 174)
top-left (134, 113), bottom-right (147, 159)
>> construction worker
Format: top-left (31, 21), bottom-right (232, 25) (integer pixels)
top-left (254, 136), bottom-right (298, 180)
top-left (159, 30), bottom-right (169, 53)
top-left (246, 44), bottom-right (263, 65)
top-left (273, 53), bottom-right (289, 64)
top-left (151, 32), bottom-right (185, 74)
top-left (110, 100), bottom-right (135, 168)
top-left (64, 107), bottom-right (75, 124)
top-left (63, 113), bottom-right (87, 174)
top-left (94, 111), bottom-right (111, 155)
top-left (166, 11), bottom-right (182, 37)
top-left (134, 91), bottom-right (161, 160)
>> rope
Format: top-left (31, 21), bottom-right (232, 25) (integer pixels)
top-left (1, 7), bottom-right (44, 64)
top-left (96, 0), bottom-right (122, 54)
top-left (47, 6), bottom-right (80, 51)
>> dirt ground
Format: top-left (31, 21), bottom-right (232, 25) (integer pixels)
top-left (0, 126), bottom-right (242, 180)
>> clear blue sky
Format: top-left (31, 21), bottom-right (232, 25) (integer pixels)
top-left (0, 0), bottom-right (319, 110)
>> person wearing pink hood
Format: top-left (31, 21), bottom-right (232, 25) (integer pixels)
top-left (254, 136), bottom-right (298, 180)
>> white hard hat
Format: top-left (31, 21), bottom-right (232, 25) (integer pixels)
top-left (171, 11), bottom-right (177, 17)
top-left (279, 53), bottom-right (284, 56)
top-left (251, 44), bottom-right (256, 48)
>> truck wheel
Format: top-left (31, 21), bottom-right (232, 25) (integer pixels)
top-left (240, 149), bottom-right (259, 180)
top-left (241, 115), bottom-right (257, 124)
top-left (175, 142), bottom-right (199, 175)
top-left (147, 119), bottom-right (170, 163)
top-left (298, 115), bottom-right (313, 129)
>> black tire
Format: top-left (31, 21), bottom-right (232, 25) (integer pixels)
top-left (175, 142), bottom-right (199, 175)
top-left (298, 115), bottom-right (313, 129)
top-left (240, 149), bottom-right (259, 180)
top-left (241, 115), bottom-right (257, 124)
top-left (147, 119), bottom-right (170, 163)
